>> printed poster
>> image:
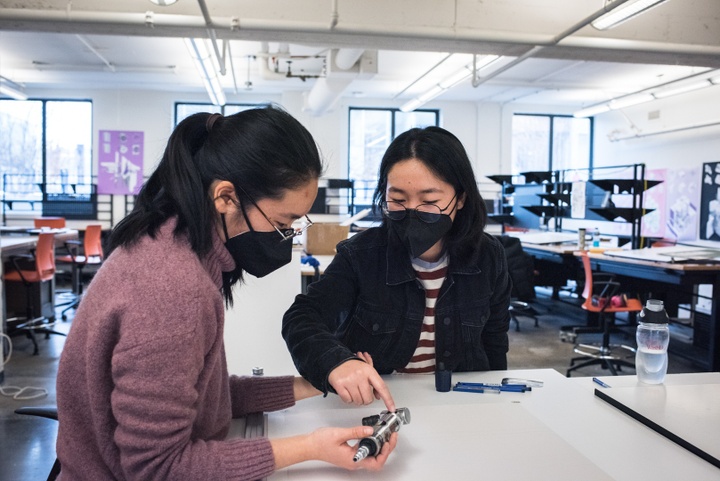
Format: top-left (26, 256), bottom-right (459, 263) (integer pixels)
top-left (640, 168), bottom-right (666, 239)
top-left (699, 161), bottom-right (720, 241)
top-left (665, 166), bottom-right (701, 242)
top-left (97, 130), bottom-right (144, 195)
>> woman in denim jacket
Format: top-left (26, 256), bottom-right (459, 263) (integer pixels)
top-left (282, 126), bottom-right (511, 410)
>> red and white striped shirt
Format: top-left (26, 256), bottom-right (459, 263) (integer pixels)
top-left (397, 255), bottom-right (448, 374)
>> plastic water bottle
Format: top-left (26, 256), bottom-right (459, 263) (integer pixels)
top-left (592, 228), bottom-right (601, 248)
top-left (635, 299), bottom-right (670, 384)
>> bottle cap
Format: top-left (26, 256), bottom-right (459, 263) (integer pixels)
top-left (639, 299), bottom-right (669, 324)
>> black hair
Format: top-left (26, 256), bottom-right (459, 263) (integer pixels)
top-left (372, 126), bottom-right (487, 261)
top-left (108, 105), bottom-right (323, 304)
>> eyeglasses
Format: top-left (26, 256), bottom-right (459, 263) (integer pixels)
top-left (236, 186), bottom-right (314, 242)
top-left (381, 194), bottom-right (458, 224)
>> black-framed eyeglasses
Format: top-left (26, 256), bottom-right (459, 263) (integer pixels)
top-left (381, 193), bottom-right (457, 224)
top-left (236, 186), bottom-right (314, 242)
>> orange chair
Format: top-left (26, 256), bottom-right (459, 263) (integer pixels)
top-left (566, 251), bottom-right (643, 377)
top-left (33, 217), bottom-right (66, 229)
top-left (4, 232), bottom-right (67, 355)
top-left (55, 225), bottom-right (104, 319)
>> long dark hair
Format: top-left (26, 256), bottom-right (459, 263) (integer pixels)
top-left (108, 105), bottom-right (323, 303)
top-left (372, 126), bottom-right (487, 261)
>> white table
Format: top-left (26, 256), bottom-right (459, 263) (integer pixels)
top-left (262, 369), bottom-right (720, 480)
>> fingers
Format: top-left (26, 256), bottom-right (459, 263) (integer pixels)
top-left (329, 360), bottom-right (391, 407)
top-left (356, 351), bottom-right (374, 367)
top-left (358, 432), bottom-right (399, 472)
top-left (368, 374), bottom-right (396, 412)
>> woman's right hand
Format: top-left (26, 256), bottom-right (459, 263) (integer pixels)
top-left (328, 354), bottom-right (396, 412)
top-left (308, 425), bottom-right (398, 470)
top-left (271, 425), bottom-right (398, 472)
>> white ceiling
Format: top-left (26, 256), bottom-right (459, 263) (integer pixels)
top-left (1, 0), bottom-right (719, 112)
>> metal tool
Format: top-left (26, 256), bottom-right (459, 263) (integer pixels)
top-left (353, 408), bottom-right (411, 462)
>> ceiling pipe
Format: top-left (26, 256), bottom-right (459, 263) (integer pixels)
top-left (197, 0), bottom-right (225, 75)
top-left (258, 42), bottom-right (288, 80)
top-left (471, 0), bottom-right (634, 88)
top-left (76, 34), bottom-right (116, 72)
top-left (2, 2), bottom-right (717, 61)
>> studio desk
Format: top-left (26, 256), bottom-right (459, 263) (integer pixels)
top-left (583, 251), bottom-right (720, 372)
top-left (232, 369), bottom-right (720, 481)
top-left (517, 237), bottom-right (720, 371)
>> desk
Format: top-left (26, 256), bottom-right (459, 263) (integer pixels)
top-left (520, 242), bottom-right (580, 298)
top-left (1, 228), bottom-right (79, 323)
top-left (261, 369), bottom-right (719, 480)
top-left (584, 252), bottom-right (720, 371)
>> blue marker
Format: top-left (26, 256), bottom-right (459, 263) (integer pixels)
top-left (593, 377), bottom-right (611, 388)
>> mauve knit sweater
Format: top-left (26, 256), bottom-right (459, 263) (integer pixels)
top-left (56, 219), bottom-right (296, 480)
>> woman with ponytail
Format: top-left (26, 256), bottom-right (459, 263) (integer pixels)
top-left (55, 106), bottom-right (397, 481)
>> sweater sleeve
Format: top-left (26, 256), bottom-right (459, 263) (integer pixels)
top-left (229, 375), bottom-right (296, 417)
top-left (111, 323), bottom-right (278, 480)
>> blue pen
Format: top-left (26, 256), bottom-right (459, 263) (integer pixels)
top-left (454, 382), bottom-right (531, 393)
top-left (593, 377), bottom-right (611, 388)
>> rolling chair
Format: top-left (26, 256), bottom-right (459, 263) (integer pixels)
top-left (565, 251), bottom-right (643, 377)
top-left (14, 406), bottom-right (60, 481)
top-left (55, 224), bottom-right (104, 320)
top-left (496, 235), bottom-right (540, 331)
top-left (4, 232), bottom-right (67, 355)
top-left (33, 217), bottom-right (66, 229)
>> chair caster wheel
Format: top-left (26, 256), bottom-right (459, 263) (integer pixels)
top-left (559, 331), bottom-right (576, 343)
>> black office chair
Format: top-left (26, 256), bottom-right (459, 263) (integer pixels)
top-left (14, 406), bottom-right (60, 481)
top-left (496, 235), bottom-right (540, 331)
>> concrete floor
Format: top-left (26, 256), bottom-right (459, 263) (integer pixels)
top-left (0, 290), bottom-right (703, 481)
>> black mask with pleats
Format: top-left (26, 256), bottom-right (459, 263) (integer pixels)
top-left (221, 214), bottom-right (293, 278)
top-left (388, 212), bottom-right (453, 258)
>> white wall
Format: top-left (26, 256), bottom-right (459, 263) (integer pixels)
top-left (593, 87), bottom-right (720, 169)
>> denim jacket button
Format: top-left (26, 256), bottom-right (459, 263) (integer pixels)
top-left (443, 317), bottom-right (451, 325)
top-left (372, 323), bottom-right (380, 332)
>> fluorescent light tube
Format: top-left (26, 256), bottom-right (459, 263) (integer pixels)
top-left (591, 0), bottom-right (668, 30)
top-left (573, 104), bottom-right (611, 118)
top-left (609, 93), bottom-right (655, 109)
top-left (652, 80), bottom-right (712, 99)
top-left (0, 76), bottom-right (28, 100)
top-left (184, 38), bottom-right (226, 106)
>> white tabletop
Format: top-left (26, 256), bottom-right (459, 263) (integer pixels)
top-left (263, 369), bottom-right (720, 480)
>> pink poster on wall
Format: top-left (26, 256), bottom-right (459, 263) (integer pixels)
top-left (97, 130), bottom-right (144, 195)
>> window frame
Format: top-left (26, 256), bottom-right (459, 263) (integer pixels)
top-left (0, 97), bottom-right (96, 221)
top-left (511, 112), bottom-right (594, 173)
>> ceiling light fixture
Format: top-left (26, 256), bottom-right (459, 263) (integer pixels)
top-left (184, 38), bottom-right (226, 106)
top-left (652, 79), bottom-right (712, 99)
top-left (574, 69), bottom-right (718, 118)
top-left (0, 76), bottom-right (29, 100)
top-left (591, 0), bottom-right (669, 30)
top-left (400, 55), bottom-right (500, 112)
top-left (148, 0), bottom-right (179, 6)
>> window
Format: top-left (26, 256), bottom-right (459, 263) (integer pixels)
top-left (174, 102), bottom-right (266, 125)
top-left (348, 107), bottom-right (439, 213)
top-left (0, 99), bottom-right (94, 220)
top-left (511, 113), bottom-right (592, 174)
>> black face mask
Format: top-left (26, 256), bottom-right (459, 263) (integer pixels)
top-left (221, 214), bottom-right (293, 278)
top-left (389, 212), bottom-right (453, 258)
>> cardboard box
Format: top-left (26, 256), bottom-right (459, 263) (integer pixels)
top-left (305, 223), bottom-right (350, 255)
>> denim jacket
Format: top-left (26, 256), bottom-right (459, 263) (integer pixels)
top-left (282, 225), bottom-right (511, 394)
